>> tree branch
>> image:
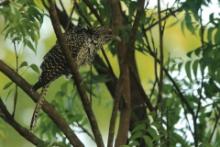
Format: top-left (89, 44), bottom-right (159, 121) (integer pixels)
top-left (107, 0), bottom-right (131, 146)
top-left (0, 98), bottom-right (46, 146)
top-left (0, 60), bottom-right (84, 147)
top-left (47, 1), bottom-right (104, 146)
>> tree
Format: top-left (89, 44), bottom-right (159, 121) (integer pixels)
top-left (0, 0), bottom-right (220, 146)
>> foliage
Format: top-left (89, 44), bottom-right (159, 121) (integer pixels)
top-left (0, 0), bottom-right (43, 52)
top-left (1, 0), bottom-right (220, 146)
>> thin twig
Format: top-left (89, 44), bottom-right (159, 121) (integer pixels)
top-left (107, 78), bottom-right (123, 147)
top-left (143, 6), bottom-right (182, 32)
top-left (12, 41), bottom-right (18, 117)
top-left (149, 80), bottom-right (157, 99)
top-left (100, 47), bottom-right (115, 76)
top-left (76, 122), bottom-right (95, 141)
top-left (142, 25), bottom-right (194, 116)
top-left (74, 1), bottom-right (92, 27)
top-left (58, 0), bottom-right (66, 13)
top-left (156, 0), bottom-right (164, 110)
top-left (65, 1), bottom-right (76, 31)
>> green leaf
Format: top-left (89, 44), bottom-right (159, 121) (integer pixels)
top-left (214, 27), bottom-right (220, 44)
top-left (207, 27), bottom-right (215, 43)
top-left (185, 12), bottom-right (195, 34)
top-left (30, 64), bottom-right (40, 73)
top-left (24, 40), bottom-right (36, 53)
top-left (147, 127), bottom-right (159, 141)
top-left (3, 82), bottom-right (13, 90)
top-left (132, 123), bottom-right (146, 133)
top-left (91, 75), bottom-right (111, 84)
top-left (185, 61), bottom-right (192, 82)
top-left (130, 131), bottom-right (143, 140)
top-left (192, 60), bottom-right (199, 80)
top-left (19, 61), bottom-right (28, 68)
top-left (71, 114), bottom-right (83, 122)
top-left (143, 135), bottom-right (153, 147)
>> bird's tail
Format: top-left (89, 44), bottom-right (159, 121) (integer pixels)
top-left (30, 86), bottom-right (48, 130)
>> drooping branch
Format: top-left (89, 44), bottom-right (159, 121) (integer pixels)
top-left (0, 98), bottom-right (46, 146)
top-left (0, 60), bottom-right (84, 147)
top-left (47, 1), bottom-right (104, 147)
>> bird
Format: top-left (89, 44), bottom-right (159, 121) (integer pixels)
top-left (32, 26), bottom-right (113, 91)
top-left (30, 26), bottom-right (113, 129)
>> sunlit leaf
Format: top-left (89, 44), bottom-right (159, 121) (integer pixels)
top-left (30, 64), bottom-right (40, 73)
top-left (19, 61), bottom-right (28, 68)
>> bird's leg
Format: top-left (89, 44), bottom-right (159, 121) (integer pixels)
top-left (30, 85), bottom-right (48, 130)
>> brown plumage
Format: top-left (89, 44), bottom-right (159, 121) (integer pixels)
top-left (30, 27), bottom-right (112, 129)
top-left (32, 26), bottom-right (112, 90)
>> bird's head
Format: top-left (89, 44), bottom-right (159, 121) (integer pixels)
top-left (93, 27), bottom-right (113, 43)
top-left (95, 27), bottom-right (113, 44)
top-left (90, 27), bottom-right (121, 48)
